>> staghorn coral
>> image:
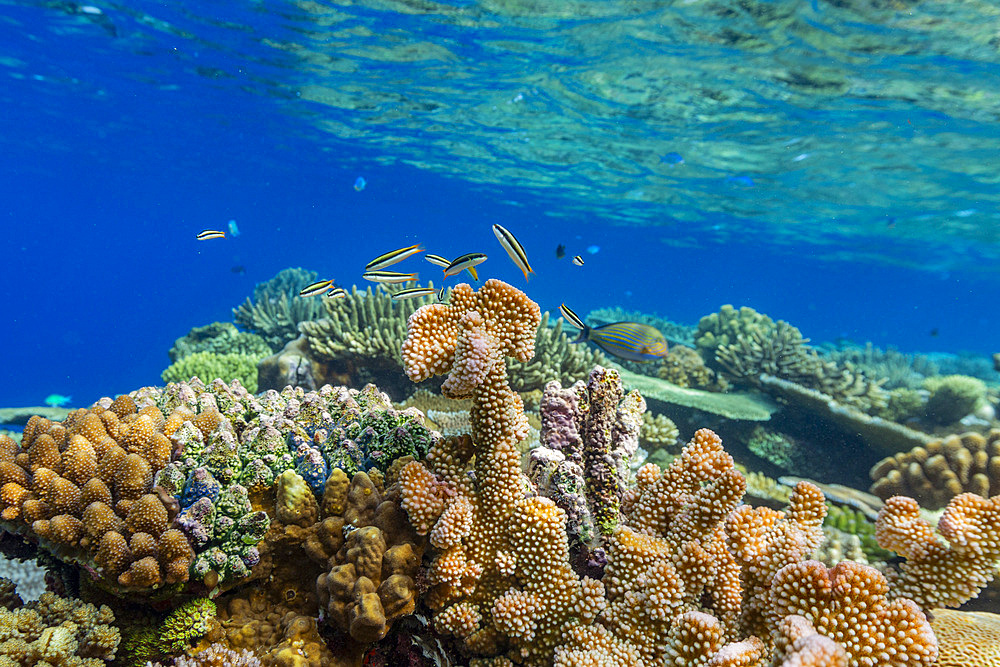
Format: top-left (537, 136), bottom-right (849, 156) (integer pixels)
top-left (168, 322), bottom-right (272, 364)
top-left (161, 352), bottom-right (263, 394)
top-left (0, 583), bottom-right (120, 666)
top-left (869, 429), bottom-right (1000, 509)
top-left (233, 267), bottom-right (328, 350)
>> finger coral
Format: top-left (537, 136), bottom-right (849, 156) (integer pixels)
top-left (870, 430), bottom-right (1000, 509)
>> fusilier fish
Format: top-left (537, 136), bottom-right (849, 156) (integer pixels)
top-left (492, 223), bottom-right (534, 281)
top-left (559, 304), bottom-right (668, 363)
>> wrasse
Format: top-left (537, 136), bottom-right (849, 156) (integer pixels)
top-left (444, 253), bottom-right (487, 279)
top-left (559, 304), bottom-right (668, 363)
top-left (196, 229), bottom-right (226, 241)
top-left (572, 255), bottom-right (584, 266)
top-left (492, 224), bottom-right (533, 281)
top-left (362, 270), bottom-right (419, 284)
top-left (437, 286), bottom-right (448, 302)
top-left (365, 244), bottom-right (424, 271)
top-left (391, 286), bottom-right (437, 301)
top-left (299, 280), bottom-right (336, 297)
top-left (426, 253), bottom-right (478, 281)
top-left (325, 287), bottom-right (348, 299)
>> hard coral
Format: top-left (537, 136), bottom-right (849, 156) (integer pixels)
top-left (0, 403), bottom-right (191, 593)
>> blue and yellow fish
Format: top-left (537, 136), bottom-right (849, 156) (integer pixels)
top-left (559, 304), bottom-right (668, 363)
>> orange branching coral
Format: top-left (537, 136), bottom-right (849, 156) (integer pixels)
top-left (0, 404), bottom-right (192, 592)
top-left (767, 560), bottom-right (937, 667)
top-left (401, 281), bottom-right (602, 663)
top-left (875, 492), bottom-right (1000, 608)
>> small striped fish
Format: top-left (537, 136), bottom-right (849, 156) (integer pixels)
top-left (493, 223), bottom-right (533, 281)
top-left (391, 286), bottom-right (437, 301)
top-left (362, 270), bottom-right (419, 284)
top-left (325, 287), bottom-right (348, 299)
top-left (559, 304), bottom-right (667, 363)
top-left (427, 253), bottom-right (479, 281)
top-left (196, 229), bottom-right (226, 241)
top-left (572, 255), bottom-right (584, 266)
top-left (365, 244), bottom-right (424, 271)
top-left (300, 280), bottom-right (336, 297)
top-left (444, 253), bottom-right (487, 279)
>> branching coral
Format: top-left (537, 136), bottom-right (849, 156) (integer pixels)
top-left (168, 322), bottom-right (272, 364)
top-left (233, 268), bottom-right (328, 350)
top-left (161, 352), bottom-right (263, 394)
top-left (0, 582), bottom-right (120, 666)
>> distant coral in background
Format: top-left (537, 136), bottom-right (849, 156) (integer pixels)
top-left (168, 322), bottom-right (272, 364)
top-left (870, 430), bottom-right (1000, 508)
top-left (656, 344), bottom-right (725, 390)
top-left (698, 305), bottom-right (889, 414)
top-left (819, 342), bottom-right (938, 390)
top-left (923, 374), bottom-right (988, 424)
top-left (162, 352), bottom-right (263, 393)
top-left (233, 268), bottom-right (327, 350)
top-left (639, 412), bottom-right (679, 451)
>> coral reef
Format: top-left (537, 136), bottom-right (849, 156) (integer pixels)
top-left (0, 401), bottom-right (192, 593)
top-left (615, 367), bottom-right (777, 420)
top-left (923, 374), bottom-right (988, 424)
top-left (0, 581), bottom-right (120, 666)
top-left (869, 429), bottom-right (1000, 508)
top-left (930, 609), bottom-right (1000, 667)
top-left (819, 342), bottom-right (938, 390)
top-left (233, 268), bottom-right (328, 350)
top-left (168, 323), bottom-right (272, 364)
top-left (655, 345), bottom-right (724, 390)
top-left (162, 352), bottom-right (263, 394)
top-left (639, 412), bottom-right (679, 451)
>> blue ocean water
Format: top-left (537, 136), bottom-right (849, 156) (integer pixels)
top-left (2, 0), bottom-right (998, 409)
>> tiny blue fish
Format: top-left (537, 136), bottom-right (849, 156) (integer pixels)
top-left (559, 304), bottom-right (667, 363)
top-left (354, 176), bottom-right (367, 191)
top-left (661, 152), bottom-right (684, 165)
top-left (227, 219), bottom-right (240, 237)
top-left (44, 393), bottom-right (72, 408)
top-left (586, 245), bottom-right (600, 255)
top-left (727, 175), bottom-right (755, 187)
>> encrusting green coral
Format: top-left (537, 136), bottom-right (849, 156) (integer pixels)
top-left (161, 352), bottom-right (263, 393)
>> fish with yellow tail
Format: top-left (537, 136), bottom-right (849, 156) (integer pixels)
top-left (559, 303), bottom-right (668, 363)
top-left (492, 223), bottom-right (533, 281)
top-left (443, 253), bottom-right (487, 279)
top-left (426, 253), bottom-right (479, 281)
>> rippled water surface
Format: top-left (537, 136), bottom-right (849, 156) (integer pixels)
top-left (5, 0), bottom-right (1000, 271)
